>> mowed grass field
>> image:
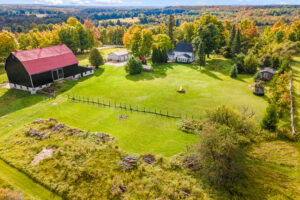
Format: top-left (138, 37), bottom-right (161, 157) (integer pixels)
top-left (0, 50), bottom-right (267, 156)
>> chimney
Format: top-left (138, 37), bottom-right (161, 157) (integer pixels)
top-left (40, 46), bottom-right (43, 49)
top-left (14, 50), bottom-right (18, 54)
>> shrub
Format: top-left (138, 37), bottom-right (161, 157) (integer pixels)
top-left (89, 48), bottom-right (104, 68)
top-left (222, 46), bottom-right (234, 58)
top-left (125, 57), bottom-right (143, 75)
top-left (230, 64), bottom-right (238, 78)
top-left (243, 53), bottom-right (258, 74)
top-left (178, 120), bottom-right (203, 134)
top-left (271, 55), bottom-right (280, 69)
top-left (189, 124), bottom-right (246, 187)
top-left (253, 71), bottom-right (262, 81)
top-left (233, 53), bottom-right (245, 73)
top-left (260, 54), bottom-right (272, 68)
top-left (261, 103), bottom-right (278, 131)
top-left (206, 105), bottom-right (257, 136)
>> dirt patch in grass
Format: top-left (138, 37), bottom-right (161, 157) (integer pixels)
top-left (31, 147), bottom-right (55, 165)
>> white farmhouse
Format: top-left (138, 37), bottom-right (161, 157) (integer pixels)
top-left (168, 43), bottom-right (195, 63)
top-left (108, 50), bottom-right (131, 62)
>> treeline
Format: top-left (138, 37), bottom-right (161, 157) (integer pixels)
top-left (1, 5), bottom-right (299, 33)
top-left (0, 17), bottom-right (101, 61)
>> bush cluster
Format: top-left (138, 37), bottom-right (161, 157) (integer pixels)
top-left (125, 57), bottom-right (143, 75)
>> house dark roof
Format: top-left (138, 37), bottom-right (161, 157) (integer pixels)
top-left (174, 43), bottom-right (193, 53)
top-left (12, 44), bottom-right (78, 75)
top-left (182, 54), bottom-right (191, 58)
top-left (167, 50), bottom-right (174, 55)
top-left (259, 67), bottom-right (276, 74)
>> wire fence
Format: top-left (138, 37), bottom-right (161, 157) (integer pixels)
top-left (67, 94), bottom-right (199, 120)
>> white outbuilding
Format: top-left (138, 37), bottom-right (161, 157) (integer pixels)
top-left (108, 50), bottom-right (131, 62)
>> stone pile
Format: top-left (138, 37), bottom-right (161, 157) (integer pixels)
top-left (142, 154), bottom-right (155, 164)
top-left (121, 155), bottom-right (138, 170)
top-left (51, 123), bottom-right (66, 132)
top-left (95, 132), bottom-right (111, 143)
top-left (27, 128), bottom-right (50, 140)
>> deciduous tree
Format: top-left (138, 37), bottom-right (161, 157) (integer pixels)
top-left (0, 31), bottom-right (18, 62)
top-left (89, 48), bottom-right (104, 68)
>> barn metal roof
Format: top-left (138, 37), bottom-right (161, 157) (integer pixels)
top-left (12, 44), bottom-right (78, 75)
top-left (259, 67), bottom-right (276, 74)
top-left (109, 50), bottom-right (129, 56)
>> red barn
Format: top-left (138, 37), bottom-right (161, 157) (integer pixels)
top-left (5, 44), bottom-right (93, 94)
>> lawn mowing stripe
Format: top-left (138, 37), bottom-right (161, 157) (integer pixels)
top-left (0, 159), bottom-right (62, 200)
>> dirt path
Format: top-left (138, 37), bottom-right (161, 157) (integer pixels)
top-left (0, 159), bottom-right (61, 200)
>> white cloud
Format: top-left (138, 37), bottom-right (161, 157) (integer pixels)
top-left (93, 0), bottom-right (123, 4)
top-left (35, 0), bottom-right (64, 4)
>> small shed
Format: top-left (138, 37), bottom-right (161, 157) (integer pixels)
top-left (108, 50), bottom-right (131, 62)
top-left (259, 67), bottom-right (276, 81)
top-left (5, 44), bottom-right (93, 94)
top-left (253, 81), bottom-right (264, 96)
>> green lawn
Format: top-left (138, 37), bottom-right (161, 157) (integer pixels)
top-left (0, 55), bottom-right (267, 156)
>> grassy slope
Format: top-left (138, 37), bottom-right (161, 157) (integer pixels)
top-left (239, 141), bottom-right (300, 199)
top-left (0, 120), bottom-right (208, 200)
top-left (292, 57), bottom-right (300, 134)
top-left (0, 159), bottom-right (61, 200)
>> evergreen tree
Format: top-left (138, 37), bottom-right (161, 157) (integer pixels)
top-left (230, 64), bottom-right (238, 78)
top-left (168, 15), bottom-right (175, 43)
top-left (152, 47), bottom-right (157, 64)
top-left (261, 103), bottom-right (278, 131)
top-left (198, 41), bottom-right (206, 70)
top-left (228, 25), bottom-right (236, 47)
top-left (125, 57), bottom-right (143, 75)
top-left (163, 49), bottom-right (168, 63)
top-left (89, 48), bottom-right (104, 68)
top-left (233, 28), bottom-right (241, 54)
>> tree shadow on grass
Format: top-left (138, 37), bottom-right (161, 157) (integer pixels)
top-left (125, 63), bottom-right (173, 81)
top-left (0, 68), bottom-right (103, 117)
top-left (184, 63), bottom-right (224, 81)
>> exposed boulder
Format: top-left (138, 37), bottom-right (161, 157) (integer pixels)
top-left (26, 128), bottom-right (50, 140)
top-left (67, 128), bottom-right (83, 135)
top-left (110, 185), bottom-right (127, 195)
top-left (94, 132), bottom-right (111, 143)
top-left (48, 118), bottom-right (58, 123)
top-left (119, 115), bottom-right (128, 120)
top-left (142, 154), bottom-right (155, 164)
top-left (121, 155), bottom-right (138, 170)
top-left (183, 156), bottom-right (200, 171)
top-left (51, 123), bottom-right (66, 132)
top-left (33, 119), bottom-right (43, 124)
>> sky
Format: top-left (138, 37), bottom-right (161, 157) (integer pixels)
top-left (0, 0), bottom-right (299, 7)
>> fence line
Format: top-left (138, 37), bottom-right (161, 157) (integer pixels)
top-left (67, 94), bottom-right (198, 120)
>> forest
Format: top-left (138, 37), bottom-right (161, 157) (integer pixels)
top-left (0, 3), bottom-right (300, 200)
